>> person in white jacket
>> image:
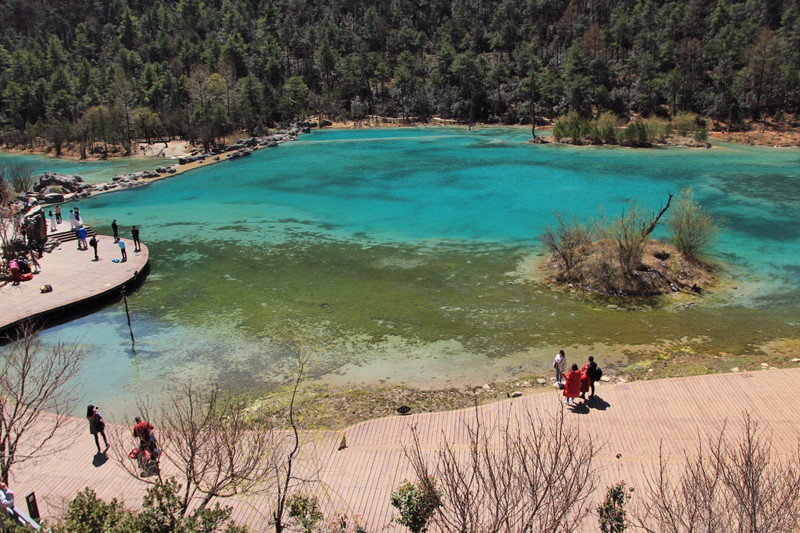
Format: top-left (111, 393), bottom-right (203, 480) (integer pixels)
top-left (553, 349), bottom-right (567, 385)
top-left (0, 481), bottom-right (14, 524)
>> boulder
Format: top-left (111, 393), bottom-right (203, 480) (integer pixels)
top-left (42, 193), bottom-right (64, 204)
top-left (34, 172), bottom-right (85, 193)
top-left (23, 208), bottom-right (47, 242)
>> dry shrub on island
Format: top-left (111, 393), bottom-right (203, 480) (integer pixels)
top-left (541, 190), bottom-right (717, 297)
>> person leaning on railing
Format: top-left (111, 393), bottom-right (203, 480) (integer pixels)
top-left (0, 481), bottom-right (14, 528)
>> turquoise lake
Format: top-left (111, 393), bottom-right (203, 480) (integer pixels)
top-left (11, 127), bottom-right (800, 413)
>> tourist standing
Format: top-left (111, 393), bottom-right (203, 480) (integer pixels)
top-left (28, 246), bottom-right (41, 274)
top-left (580, 356), bottom-right (599, 399)
top-left (0, 481), bottom-right (14, 510)
top-left (563, 364), bottom-right (582, 405)
top-left (68, 209), bottom-right (77, 230)
top-left (118, 238), bottom-right (127, 262)
top-left (74, 207), bottom-right (81, 225)
top-left (89, 235), bottom-right (99, 261)
top-left (48, 210), bottom-right (56, 231)
top-left (87, 404), bottom-right (108, 454)
top-left (55, 204), bottom-right (62, 224)
top-left (132, 225), bottom-right (141, 252)
top-left (553, 349), bottom-right (567, 385)
top-left (111, 219), bottom-right (119, 242)
top-left (77, 226), bottom-right (88, 250)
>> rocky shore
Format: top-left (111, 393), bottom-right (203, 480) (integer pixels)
top-left (12, 125), bottom-right (309, 207)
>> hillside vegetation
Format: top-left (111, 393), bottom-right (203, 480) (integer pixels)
top-left (0, 0), bottom-right (798, 155)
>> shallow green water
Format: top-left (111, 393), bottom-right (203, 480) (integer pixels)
top-left (8, 127), bottom-right (800, 413)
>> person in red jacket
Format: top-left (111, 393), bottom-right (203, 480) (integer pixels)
top-left (563, 364), bottom-right (582, 405)
top-left (133, 416), bottom-right (155, 450)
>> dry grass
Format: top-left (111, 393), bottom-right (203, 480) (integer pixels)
top-left (542, 239), bottom-right (714, 297)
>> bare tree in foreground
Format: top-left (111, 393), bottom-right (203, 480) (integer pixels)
top-left (271, 327), bottom-right (314, 533)
top-left (113, 381), bottom-right (276, 516)
top-left (112, 326), bottom-right (319, 532)
top-left (0, 322), bottom-right (84, 483)
top-left (405, 407), bottom-right (597, 532)
top-left (634, 413), bottom-right (800, 533)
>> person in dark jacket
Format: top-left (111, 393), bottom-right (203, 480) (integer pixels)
top-left (131, 225), bottom-right (141, 252)
top-left (87, 404), bottom-right (109, 453)
top-left (580, 356), bottom-right (599, 399)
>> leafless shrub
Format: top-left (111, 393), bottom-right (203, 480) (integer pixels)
top-left (634, 413), bottom-right (800, 533)
top-left (405, 407), bottom-right (596, 532)
top-left (1, 163), bottom-right (36, 194)
top-left (0, 322), bottom-right (84, 483)
top-left (541, 212), bottom-right (594, 282)
top-left (112, 381), bottom-right (276, 515)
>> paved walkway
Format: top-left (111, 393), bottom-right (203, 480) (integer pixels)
top-left (8, 368), bottom-right (800, 531)
top-left (0, 224), bottom-right (148, 331)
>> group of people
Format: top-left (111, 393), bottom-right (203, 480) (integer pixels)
top-left (7, 245), bottom-right (41, 285)
top-left (554, 350), bottom-right (602, 405)
top-left (86, 406), bottom-right (160, 460)
top-left (111, 219), bottom-right (142, 262)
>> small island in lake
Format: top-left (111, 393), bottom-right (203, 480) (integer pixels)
top-left (540, 189), bottom-right (718, 298)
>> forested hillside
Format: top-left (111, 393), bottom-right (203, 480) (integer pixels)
top-left (0, 0), bottom-right (798, 155)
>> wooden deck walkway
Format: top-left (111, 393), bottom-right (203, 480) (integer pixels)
top-left (0, 225), bottom-right (148, 332)
top-left (8, 368), bottom-right (800, 531)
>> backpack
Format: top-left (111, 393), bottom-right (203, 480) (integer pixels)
top-left (594, 367), bottom-right (603, 381)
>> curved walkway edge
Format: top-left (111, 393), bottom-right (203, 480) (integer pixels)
top-left (7, 367), bottom-right (800, 531)
top-left (0, 234), bottom-right (148, 334)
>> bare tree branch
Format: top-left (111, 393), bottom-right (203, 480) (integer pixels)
top-left (0, 321), bottom-right (84, 483)
top-left (404, 406), bottom-right (597, 533)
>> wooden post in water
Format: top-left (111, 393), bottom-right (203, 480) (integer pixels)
top-left (121, 284), bottom-right (136, 350)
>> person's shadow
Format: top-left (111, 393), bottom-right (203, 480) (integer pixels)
top-left (587, 395), bottom-right (611, 411)
top-left (92, 450), bottom-right (109, 467)
top-left (569, 401), bottom-right (591, 415)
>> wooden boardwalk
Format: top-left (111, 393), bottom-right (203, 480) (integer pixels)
top-left (8, 368), bottom-right (800, 531)
top-left (0, 226), bottom-right (148, 332)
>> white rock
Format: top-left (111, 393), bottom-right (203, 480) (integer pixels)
top-left (600, 375), bottom-right (612, 382)
top-left (731, 367), bottom-right (739, 373)
top-left (482, 384), bottom-right (491, 390)
top-left (510, 391), bottom-right (522, 398)
top-left (617, 377), bottom-right (627, 383)
top-left (536, 378), bottom-right (547, 385)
